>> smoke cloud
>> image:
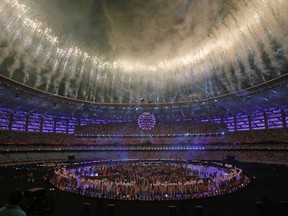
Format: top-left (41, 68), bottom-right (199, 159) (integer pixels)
top-left (0, 0), bottom-right (287, 104)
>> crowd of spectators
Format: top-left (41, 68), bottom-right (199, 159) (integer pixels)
top-left (0, 127), bottom-right (287, 166)
top-left (226, 129), bottom-right (288, 143)
top-left (0, 148), bottom-right (287, 166)
top-left (1, 142), bottom-right (287, 152)
top-left (75, 121), bottom-right (226, 137)
top-left (0, 130), bottom-right (75, 145)
top-left (75, 136), bottom-right (226, 145)
top-left (1, 125), bottom-right (288, 146)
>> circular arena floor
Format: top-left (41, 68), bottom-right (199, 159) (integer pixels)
top-left (51, 159), bottom-right (250, 201)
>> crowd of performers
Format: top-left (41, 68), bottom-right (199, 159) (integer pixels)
top-left (50, 160), bottom-right (250, 200)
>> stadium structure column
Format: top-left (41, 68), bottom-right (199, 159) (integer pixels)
top-left (263, 112), bottom-right (268, 129)
top-left (54, 118), bottom-right (57, 133)
top-left (248, 114), bottom-right (252, 130)
top-left (233, 115), bottom-right (237, 131)
top-left (8, 112), bottom-right (13, 131)
top-left (281, 109), bottom-right (287, 128)
top-left (25, 113), bottom-right (29, 132)
top-left (40, 116), bottom-right (44, 132)
top-left (66, 119), bottom-right (69, 134)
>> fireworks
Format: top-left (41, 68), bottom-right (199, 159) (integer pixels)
top-left (0, 0), bottom-right (287, 104)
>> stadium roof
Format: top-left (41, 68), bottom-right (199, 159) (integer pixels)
top-left (1, 74), bottom-right (288, 118)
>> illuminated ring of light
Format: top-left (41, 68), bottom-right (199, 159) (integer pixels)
top-left (138, 112), bottom-right (156, 130)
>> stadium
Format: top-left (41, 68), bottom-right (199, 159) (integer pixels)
top-left (0, 0), bottom-right (287, 216)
